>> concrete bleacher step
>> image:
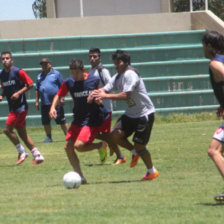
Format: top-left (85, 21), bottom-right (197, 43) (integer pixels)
top-left (0, 30), bottom-right (205, 53)
top-left (9, 43), bottom-right (204, 69)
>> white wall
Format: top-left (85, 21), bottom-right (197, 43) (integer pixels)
top-left (55, 0), bottom-right (161, 17)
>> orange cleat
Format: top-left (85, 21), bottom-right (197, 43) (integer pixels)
top-left (114, 157), bottom-right (127, 165)
top-left (130, 154), bottom-right (140, 168)
top-left (141, 171), bottom-right (159, 181)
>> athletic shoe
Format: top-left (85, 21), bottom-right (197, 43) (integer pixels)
top-left (43, 136), bottom-right (53, 143)
top-left (32, 154), bottom-right (44, 165)
top-left (16, 152), bottom-right (28, 165)
top-left (98, 142), bottom-right (107, 164)
top-left (114, 156), bottom-right (127, 165)
top-left (141, 171), bottom-right (159, 181)
top-left (214, 192), bottom-right (224, 202)
top-left (130, 154), bottom-right (140, 168)
top-left (81, 177), bottom-right (88, 185)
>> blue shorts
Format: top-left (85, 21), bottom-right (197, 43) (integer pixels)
top-left (41, 105), bottom-right (66, 125)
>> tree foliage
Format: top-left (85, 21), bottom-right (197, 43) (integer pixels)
top-left (173, 0), bottom-right (224, 21)
top-left (32, 0), bottom-right (47, 18)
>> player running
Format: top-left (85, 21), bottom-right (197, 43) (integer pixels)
top-left (90, 50), bottom-right (159, 181)
top-left (202, 31), bottom-right (224, 202)
top-left (0, 51), bottom-right (44, 165)
top-left (88, 47), bottom-right (126, 165)
top-left (49, 59), bottom-right (108, 184)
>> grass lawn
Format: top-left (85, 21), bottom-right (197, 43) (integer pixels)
top-left (0, 116), bottom-right (224, 224)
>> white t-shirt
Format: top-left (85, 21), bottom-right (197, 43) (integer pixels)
top-left (89, 64), bottom-right (113, 112)
top-left (104, 69), bottom-right (155, 118)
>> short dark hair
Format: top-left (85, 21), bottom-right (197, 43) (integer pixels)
top-left (69, 59), bottom-right (84, 70)
top-left (89, 48), bottom-right (101, 56)
top-left (112, 50), bottom-right (130, 64)
top-left (202, 30), bottom-right (224, 55)
top-left (1, 51), bottom-right (12, 57)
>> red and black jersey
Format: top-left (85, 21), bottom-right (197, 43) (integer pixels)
top-left (0, 66), bottom-right (33, 112)
top-left (58, 74), bottom-right (108, 127)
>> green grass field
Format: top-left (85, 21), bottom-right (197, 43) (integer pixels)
top-left (0, 115), bottom-right (224, 224)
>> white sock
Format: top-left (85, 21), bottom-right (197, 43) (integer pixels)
top-left (147, 166), bottom-right (157, 174)
top-left (15, 143), bottom-right (26, 154)
top-left (131, 149), bottom-right (137, 155)
top-left (31, 147), bottom-right (40, 158)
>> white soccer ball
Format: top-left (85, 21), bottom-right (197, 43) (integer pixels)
top-left (63, 171), bottom-right (81, 189)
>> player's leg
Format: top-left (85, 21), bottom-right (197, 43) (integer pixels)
top-left (97, 132), bottom-right (126, 164)
top-left (64, 140), bottom-right (87, 184)
top-left (132, 113), bottom-right (158, 181)
top-left (3, 111), bottom-right (28, 164)
top-left (3, 124), bottom-right (20, 145)
top-left (208, 139), bottom-right (224, 202)
top-left (55, 104), bottom-right (68, 135)
top-left (66, 124), bottom-right (107, 164)
top-left (16, 126), bottom-right (44, 165)
top-left (208, 127), bottom-right (224, 178)
top-left (111, 115), bottom-right (139, 167)
top-left (41, 105), bottom-right (53, 142)
top-left (96, 113), bottom-right (126, 164)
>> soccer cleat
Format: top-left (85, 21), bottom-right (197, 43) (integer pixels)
top-left (214, 192), bottom-right (224, 202)
top-left (141, 171), bottom-right (159, 181)
top-left (43, 136), bottom-right (53, 143)
top-left (130, 154), bottom-right (140, 168)
top-left (32, 154), bottom-right (44, 165)
top-left (81, 177), bottom-right (88, 185)
top-left (114, 156), bottom-right (127, 165)
top-left (98, 141), bottom-right (107, 164)
top-left (16, 152), bottom-right (28, 165)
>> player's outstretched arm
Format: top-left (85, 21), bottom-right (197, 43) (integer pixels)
top-left (49, 94), bottom-right (60, 119)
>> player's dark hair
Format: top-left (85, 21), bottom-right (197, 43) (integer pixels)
top-left (202, 31), bottom-right (224, 56)
top-left (1, 51), bottom-right (12, 57)
top-left (89, 48), bottom-right (101, 56)
top-left (112, 50), bottom-right (130, 64)
top-left (69, 59), bottom-right (84, 70)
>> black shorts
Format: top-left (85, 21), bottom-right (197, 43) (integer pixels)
top-left (41, 105), bottom-right (66, 125)
top-left (113, 113), bottom-right (154, 145)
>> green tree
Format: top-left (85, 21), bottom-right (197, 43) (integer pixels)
top-left (173, 0), bottom-right (224, 21)
top-left (32, 0), bottom-right (47, 18)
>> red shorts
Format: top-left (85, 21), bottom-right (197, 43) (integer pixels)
top-left (66, 124), bottom-right (99, 144)
top-left (6, 110), bottom-right (28, 128)
top-left (97, 112), bottom-right (112, 133)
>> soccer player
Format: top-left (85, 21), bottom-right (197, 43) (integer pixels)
top-left (49, 59), bottom-right (107, 184)
top-left (202, 30), bottom-right (224, 202)
top-left (35, 58), bottom-right (68, 143)
top-left (88, 47), bottom-right (126, 165)
top-left (0, 51), bottom-right (44, 165)
top-left (90, 50), bottom-right (159, 181)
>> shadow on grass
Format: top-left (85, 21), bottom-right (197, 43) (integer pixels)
top-left (84, 163), bottom-right (112, 167)
top-left (0, 165), bottom-right (16, 167)
top-left (36, 140), bottom-right (65, 144)
top-left (198, 202), bottom-right (224, 206)
top-left (46, 179), bottom-right (141, 188)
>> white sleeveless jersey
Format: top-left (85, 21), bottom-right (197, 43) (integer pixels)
top-left (104, 69), bottom-right (155, 118)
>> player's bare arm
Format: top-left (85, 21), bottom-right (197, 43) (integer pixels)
top-left (0, 95), bottom-right (3, 101)
top-left (92, 89), bottom-right (130, 101)
top-left (209, 61), bottom-right (224, 82)
top-left (35, 90), bottom-right (39, 110)
top-left (10, 83), bottom-right (33, 100)
top-left (49, 94), bottom-right (60, 119)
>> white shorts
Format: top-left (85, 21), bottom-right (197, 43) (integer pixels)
top-left (213, 125), bottom-right (224, 143)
